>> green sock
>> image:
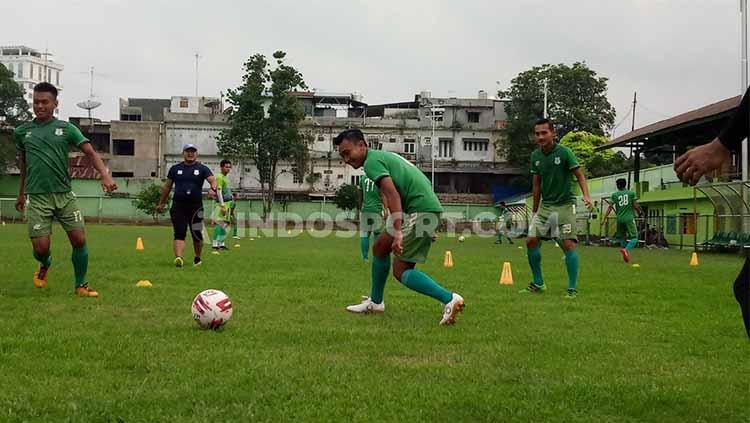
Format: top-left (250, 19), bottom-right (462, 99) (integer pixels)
top-left (496, 232), bottom-right (502, 243)
top-left (72, 245), bottom-right (89, 288)
top-left (564, 249), bottom-right (579, 291)
top-left (620, 240), bottom-right (627, 248)
top-left (401, 269), bottom-right (453, 304)
top-left (360, 234), bottom-right (370, 260)
top-left (626, 239), bottom-right (637, 251)
top-left (527, 246), bottom-right (544, 285)
top-left (215, 226), bottom-right (226, 243)
top-left (370, 255), bottom-right (390, 304)
top-left (232, 224), bottom-right (238, 237)
top-left (33, 251), bottom-right (52, 268)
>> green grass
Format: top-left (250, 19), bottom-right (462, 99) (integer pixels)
top-left (0, 224), bottom-right (747, 422)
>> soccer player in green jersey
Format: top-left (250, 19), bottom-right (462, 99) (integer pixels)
top-left (358, 175), bottom-right (384, 261)
top-left (211, 160), bottom-right (232, 253)
top-left (602, 178), bottom-right (643, 263)
top-left (495, 201), bottom-right (514, 244)
top-left (522, 118), bottom-right (592, 299)
top-left (335, 129), bottom-right (465, 325)
top-left (14, 83), bottom-right (117, 297)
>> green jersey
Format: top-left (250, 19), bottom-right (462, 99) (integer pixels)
top-left (359, 176), bottom-right (382, 213)
top-left (529, 144), bottom-right (580, 206)
top-left (14, 119), bottom-right (89, 194)
top-left (610, 189), bottom-right (637, 222)
top-left (215, 173), bottom-right (232, 202)
top-left (363, 150), bottom-right (442, 214)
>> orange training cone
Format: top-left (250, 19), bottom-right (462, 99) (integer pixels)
top-left (443, 251), bottom-right (454, 268)
top-left (136, 237), bottom-right (144, 251)
top-left (690, 252), bottom-right (699, 266)
top-left (500, 262), bottom-right (514, 285)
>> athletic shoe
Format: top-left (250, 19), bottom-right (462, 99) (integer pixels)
top-left (33, 266), bottom-right (49, 289)
top-left (494, 240), bottom-right (502, 244)
top-left (564, 288), bottom-right (578, 299)
top-left (193, 257), bottom-right (202, 267)
top-left (440, 293), bottom-right (465, 325)
top-left (75, 285), bottom-right (98, 298)
top-left (219, 246), bottom-right (229, 251)
top-left (519, 282), bottom-right (546, 294)
top-left (620, 248), bottom-right (630, 263)
top-left (232, 236), bottom-right (241, 240)
top-left (346, 296), bottom-right (384, 314)
top-left (174, 257), bottom-right (184, 268)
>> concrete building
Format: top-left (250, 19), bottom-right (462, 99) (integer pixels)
top-left (0, 46), bottom-right (64, 115)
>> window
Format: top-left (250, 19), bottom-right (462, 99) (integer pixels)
top-left (666, 216), bottom-right (677, 235)
top-left (404, 142), bottom-right (415, 154)
top-left (337, 174), bottom-right (344, 179)
top-left (467, 111), bottom-right (480, 123)
top-left (317, 135), bottom-right (325, 141)
top-left (16, 62), bottom-right (23, 78)
top-left (29, 64), bottom-right (33, 79)
top-left (179, 98), bottom-right (189, 108)
top-left (37, 65), bottom-right (41, 80)
top-left (681, 213), bottom-right (697, 235)
top-left (439, 138), bottom-right (453, 158)
top-left (351, 175), bottom-right (361, 185)
top-left (120, 114), bottom-right (142, 121)
top-left (112, 172), bottom-right (134, 177)
top-left (112, 139), bottom-right (135, 156)
top-left (55, 71), bottom-right (59, 86)
top-left (389, 137), bottom-right (396, 143)
top-left (369, 140), bottom-right (382, 150)
top-left (463, 138), bottom-right (489, 152)
top-left (423, 136), bottom-right (431, 145)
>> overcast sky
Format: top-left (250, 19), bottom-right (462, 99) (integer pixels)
top-left (1, 0), bottom-right (745, 134)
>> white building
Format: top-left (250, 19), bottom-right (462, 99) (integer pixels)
top-left (0, 46), bottom-right (64, 115)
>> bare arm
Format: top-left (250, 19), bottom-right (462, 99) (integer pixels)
top-left (80, 142), bottom-right (117, 192)
top-left (602, 204), bottom-right (614, 221)
top-left (157, 179), bottom-right (173, 212)
top-left (206, 175), bottom-right (223, 206)
top-left (357, 187), bottom-right (363, 211)
top-left (378, 177), bottom-right (404, 255)
top-left (532, 174), bottom-right (541, 214)
top-left (15, 153), bottom-right (26, 212)
top-left (633, 199), bottom-right (643, 217)
top-left (573, 168), bottom-right (592, 208)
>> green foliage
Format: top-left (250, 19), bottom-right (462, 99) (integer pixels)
top-left (332, 183), bottom-right (359, 211)
top-left (218, 51), bottom-right (310, 220)
top-left (0, 128), bottom-right (16, 176)
top-left (497, 62), bottom-right (616, 179)
top-left (560, 131), bottom-right (654, 178)
top-left (132, 183), bottom-right (168, 222)
top-left (0, 64), bottom-right (31, 126)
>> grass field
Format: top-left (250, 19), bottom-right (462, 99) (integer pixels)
top-left (0, 223), bottom-right (747, 422)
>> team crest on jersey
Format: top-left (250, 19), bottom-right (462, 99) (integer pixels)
top-left (554, 157), bottom-right (561, 165)
top-left (177, 170), bottom-right (183, 175)
top-left (193, 170), bottom-right (200, 176)
top-left (55, 128), bottom-right (64, 136)
top-left (25, 132), bottom-right (32, 138)
top-left (535, 161), bottom-right (540, 167)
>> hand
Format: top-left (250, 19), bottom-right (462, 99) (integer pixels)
top-left (101, 176), bottom-right (118, 193)
top-left (156, 203), bottom-right (165, 214)
top-left (15, 194), bottom-right (26, 212)
top-left (208, 189), bottom-right (216, 200)
top-left (674, 139), bottom-right (731, 186)
top-left (220, 204), bottom-right (228, 213)
top-left (582, 195), bottom-right (593, 210)
top-left (391, 230), bottom-right (404, 256)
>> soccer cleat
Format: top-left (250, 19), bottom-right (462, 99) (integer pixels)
top-left (193, 257), bottom-right (202, 267)
top-left (519, 282), bottom-right (546, 294)
top-left (440, 293), bottom-right (465, 325)
top-left (495, 239), bottom-right (502, 244)
top-left (174, 257), bottom-right (184, 268)
top-left (346, 296), bottom-right (384, 314)
top-left (620, 248), bottom-right (630, 263)
top-left (75, 285), bottom-right (99, 298)
top-left (33, 266), bottom-right (49, 289)
top-left (564, 288), bottom-right (578, 299)
top-left (219, 245), bottom-right (229, 251)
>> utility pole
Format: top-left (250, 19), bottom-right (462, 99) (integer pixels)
top-left (543, 78), bottom-right (549, 118)
top-left (194, 52), bottom-right (201, 97)
top-left (741, 0), bottom-right (748, 181)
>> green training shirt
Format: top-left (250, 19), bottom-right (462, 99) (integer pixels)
top-left (529, 144), bottom-right (580, 206)
top-left (359, 176), bottom-right (382, 213)
top-left (216, 173), bottom-right (232, 202)
top-left (611, 189), bottom-right (637, 222)
top-left (363, 150), bottom-right (443, 214)
top-left (14, 118), bottom-right (89, 194)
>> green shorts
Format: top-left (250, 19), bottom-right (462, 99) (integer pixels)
top-left (26, 192), bottom-right (84, 238)
top-left (528, 203), bottom-right (578, 241)
top-left (360, 211), bottom-right (384, 235)
top-left (615, 219), bottom-right (637, 240)
top-left (381, 212), bottom-right (440, 263)
top-left (212, 202), bottom-right (231, 223)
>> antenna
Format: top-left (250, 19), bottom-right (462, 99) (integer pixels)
top-left (76, 66), bottom-right (101, 119)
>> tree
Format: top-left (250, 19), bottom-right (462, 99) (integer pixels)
top-left (560, 131), bottom-right (652, 178)
top-left (332, 183), bottom-right (359, 213)
top-left (132, 183), bottom-right (169, 222)
top-left (0, 63), bottom-right (32, 127)
top-left (218, 51), bottom-right (311, 221)
top-left (497, 62), bottom-right (616, 183)
top-left (0, 128), bottom-right (16, 175)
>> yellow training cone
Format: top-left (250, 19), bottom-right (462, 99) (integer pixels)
top-left (500, 262), bottom-right (514, 285)
top-left (136, 280), bottom-right (152, 288)
top-left (443, 251), bottom-right (454, 268)
top-left (632, 263), bottom-right (640, 268)
top-left (690, 252), bottom-right (699, 266)
top-left (136, 237), bottom-right (144, 251)
top-left (234, 244), bottom-right (241, 248)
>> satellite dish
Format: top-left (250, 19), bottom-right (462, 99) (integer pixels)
top-left (76, 100), bottom-right (102, 119)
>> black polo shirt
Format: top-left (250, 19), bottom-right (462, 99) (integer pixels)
top-left (167, 161), bottom-right (213, 205)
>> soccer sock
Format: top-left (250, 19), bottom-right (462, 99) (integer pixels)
top-left (370, 255), bottom-right (390, 304)
top-left (496, 232), bottom-right (502, 243)
top-left (232, 223), bottom-right (238, 237)
top-left (401, 269), bottom-right (453, 304)
top-left (564, 249), bottom-right (580, 291)
top-left (620, 240), bottom-right (627, 248)
top-left (72, 245), bottom-right (89, 288)
top-left (527, 246), bottom-right (544, 286)
top-left (626, 239), bottom-right (638, 251)
top-left (360, 233), bottom-right (370, 260)
top-left (33, 251), bottom-right (52, 268)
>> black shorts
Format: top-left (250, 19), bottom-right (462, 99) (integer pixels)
top-left (170, 202), bottom-right (204, 241)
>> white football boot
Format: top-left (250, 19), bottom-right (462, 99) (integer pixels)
top-left (346, 296), bottom-right (384, 314)
top-left (440, 293), bottom-right (465, 325)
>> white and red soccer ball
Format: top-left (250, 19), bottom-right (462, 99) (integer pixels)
top-left (191, 289), bottom-right (233, 329)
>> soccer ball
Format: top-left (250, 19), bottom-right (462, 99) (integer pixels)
top-left (191, 289), bottom-right (233, 330)
top-left (458, 235), bottom-right (466, 242)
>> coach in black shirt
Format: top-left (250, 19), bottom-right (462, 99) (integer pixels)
top-left (674, 87), bottom-right (749, 338)
top-left (157, 144), bottom-right (221, 267)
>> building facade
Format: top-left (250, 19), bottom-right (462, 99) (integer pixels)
top-left (0, 46), bottom-right (64, 115)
